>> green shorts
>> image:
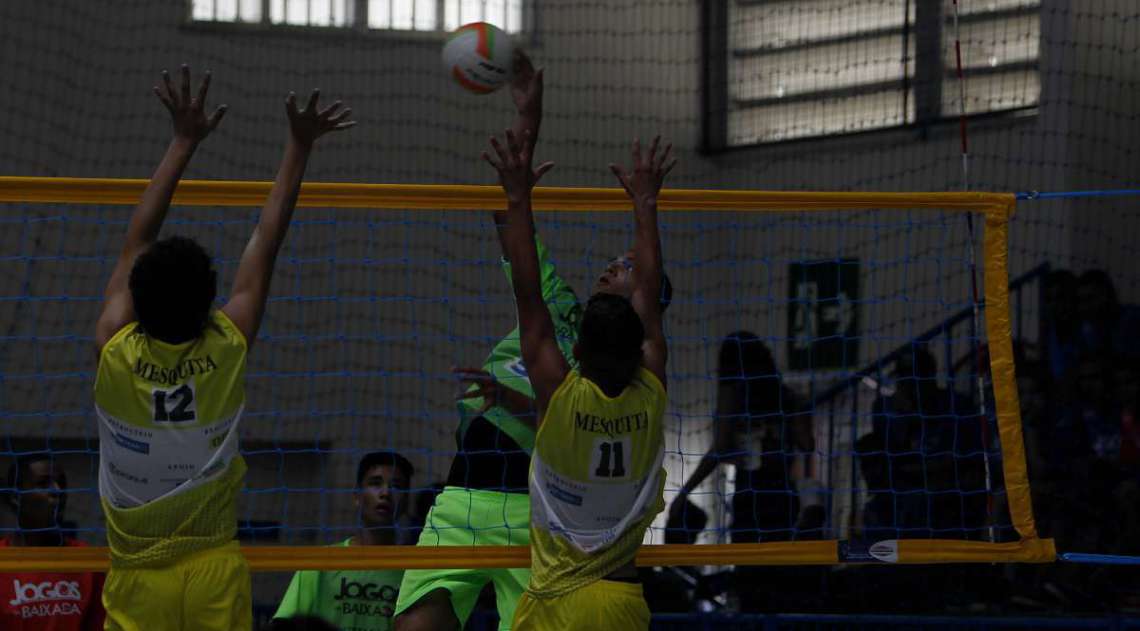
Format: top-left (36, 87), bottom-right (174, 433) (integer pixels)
top-left (394, 486), bottom-right (531, 630)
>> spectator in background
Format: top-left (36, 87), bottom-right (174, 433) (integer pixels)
top-left (0, 454), bottom-right (106, 630)
top-left (273, 451), bottom-right (414, 631)
top-left (1076, 269), bottom-right (1140, 361)
top-left (671, 332), bottom-right (815, 543)
top-left (1042, 270), bottom-right (1079, 382)
top-left (858, 346), bottom-right (986, 540)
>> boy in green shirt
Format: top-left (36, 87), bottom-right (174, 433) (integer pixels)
top-left (273, 452), bottom-right (414, 631)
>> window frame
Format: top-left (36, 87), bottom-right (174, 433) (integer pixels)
top-left (702, 0), bottom-right (1040, 153)
top-left (184, 0), bottom-right (534, 39)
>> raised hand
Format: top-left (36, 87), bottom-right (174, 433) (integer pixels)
top-left (482, 129), bottom-right (554, 203)
top-left (153, 65), bottom-right (227, 143)
top-left (609, 136), bottom-right (678, 204)
top-left (286, 89), bottom-right (356, 148)
top-left (454, 368), bottom-right (506, 415)
top-left (510, 50), bottom-right (543, 121)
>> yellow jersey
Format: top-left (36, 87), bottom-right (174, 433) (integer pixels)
top-left (94, 310), bottom-right (247, 568)
top-left (527, 367), bottom-right (667, 599)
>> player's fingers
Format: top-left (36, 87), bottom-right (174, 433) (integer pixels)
top-left (657, 143), bottom-right (673, 170)
top-left (318, 100), bottom-right (343, 120)
top-left (481, 151), bottom-right (503, 172)
top-left (207, 105), bottom-right (228, 130)
top-left (306, 88), bottom-right (321, 114)
top-left (285, 92), bottom-right (298, 117)
top-left (332, 120), bottom-right (357, 131)
top-left (648, 135), bottom-right (660, 165)
top-left (328, 107), bottom-right (353, 124)
top-left (609, 163), bottom-right (628, 185)
top-left (153, 86), bottom-right (174, 111)
top-left (662, 157), bottom-right (678, 178)
top-left (505, 128), bottom-right (521, 157)
top-left (534, 161), bottom-right (555, 182)
top-left (489, 136), bottom-right (511, 167)
top-left (632, 138), bottom-right (642, 167)
top-left (180, 64), bottom-right (191, 105)
top-left (197, 71), bottom-right (211, 109)
top-left (161, 70), bottom-right (176, 105)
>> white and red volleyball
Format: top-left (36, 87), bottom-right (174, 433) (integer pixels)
top-left (442, 22), bottom-right (515, 94)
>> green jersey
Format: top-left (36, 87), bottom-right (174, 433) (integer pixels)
top-left (272, 539), bottom-right (403, 631)
top-left (457, 237), bottom-right (582, 454)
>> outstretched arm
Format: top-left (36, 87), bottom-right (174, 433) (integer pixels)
top-left (95, 65), bottom-right (227, 351)
top-left (609, 136), bottom-right (677, 387)
top-left (221, 90), bottom-right (355, 347)
top-left (493, 50), bottom-right (544, 258)
top-left (482, 130), bottom-right (565, 415)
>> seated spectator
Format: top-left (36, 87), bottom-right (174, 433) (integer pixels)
top-left (0, 454), bottom-right (106, 630)
top-left (671, 332), bottom-right (814, 543)
top-left (857, 346), bottom-right (986, 540)
top-left (1042, 269), bottom-right (1079, 382)
top-left (1076, 269), bottom-right (1140, 361)
top-left (273, 451), bottom-right (414, 631)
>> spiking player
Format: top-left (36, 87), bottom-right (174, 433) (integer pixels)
top-left (394, 53), bottom-right (671, 631)
top-left (482, 121), bottom-right (675, 629)
top-left (92, 65), bottom-right (354, 631)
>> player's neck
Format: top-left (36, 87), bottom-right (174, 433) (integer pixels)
top-left (580, 368), bottom-right (625, 398)
top-left (354, 526), bottom-right (396, 547)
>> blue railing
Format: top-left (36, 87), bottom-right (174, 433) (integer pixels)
top-left (809, 262), bottom-right (1052, 538)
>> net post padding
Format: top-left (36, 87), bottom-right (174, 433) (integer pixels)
top-left (0, 179), bottom-right (1055, 570)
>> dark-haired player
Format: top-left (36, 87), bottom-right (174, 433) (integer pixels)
top-left (393, 54), bottom-right (672, 631)
top-left (482, 126), bottom-right (675, 630)
top-left (92, 65), bottom-right (354, 631)
top-left (274, 451), bottom-right (414, 630)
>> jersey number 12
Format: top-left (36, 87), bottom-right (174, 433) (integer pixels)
top-left (153, 384), bottom-right (196, 422)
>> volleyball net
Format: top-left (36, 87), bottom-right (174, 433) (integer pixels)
top-left (0, 177), bottom-right (1057, 571)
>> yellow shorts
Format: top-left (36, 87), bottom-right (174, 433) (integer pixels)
top-left (511, 579), bottom-right (650, 631)
top-left (103, 541), bottom-right (251, 631)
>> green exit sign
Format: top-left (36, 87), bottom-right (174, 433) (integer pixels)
top-left (788, 259), bottom-right (860, 371)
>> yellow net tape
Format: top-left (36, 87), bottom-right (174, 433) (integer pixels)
top-left (0, 177), bottom-right (1053, 570)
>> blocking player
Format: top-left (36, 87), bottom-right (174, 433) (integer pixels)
top-left (92, 65), bottom-right (354, 631)
top-left (273, 451), bottom-right (414, 630)
top-left (394, 54), bottom-right (672, 631)
top-left (482, 124), bottom-right (675, 630)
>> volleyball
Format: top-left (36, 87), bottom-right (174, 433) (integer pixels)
top-left (442, 22), bottom-right (515, 94)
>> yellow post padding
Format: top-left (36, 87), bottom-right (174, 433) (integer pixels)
top-left (0, 176), bottom-right (1015, 213)
top-left (897, 538), bottom-right (1055, 564)
top-left (0, 179), bottom-right (1054, 568)
top-left (983, 203), bottom-right (1043, 543)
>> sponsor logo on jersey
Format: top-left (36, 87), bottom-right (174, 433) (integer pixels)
top-left (545, 482), bottom-right (584, 506)
top-left (8, 579), bottom-right (82, 606)
top-left (110, 431), bottom-right (150, 455)
top-left (574, 410), bottom-right (649, 438)
top-left (108, 462), bottom-right (149, 485)
top-left (133, 355), bottom-right (217, 387)
top-left (334, 577), bottom-right (397, 618)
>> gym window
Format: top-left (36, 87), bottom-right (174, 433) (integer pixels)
top-left (704, 0), bottom-right (1040, 148)
top-left (189, 0), bottom-right (526, 34)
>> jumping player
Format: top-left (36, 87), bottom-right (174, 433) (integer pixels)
top-left (394, 54), bottom-right (671, 631)
top-left (92, 65), bottom-right (354, 631)
top-left (482, 124), bottom-right (675, 630)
